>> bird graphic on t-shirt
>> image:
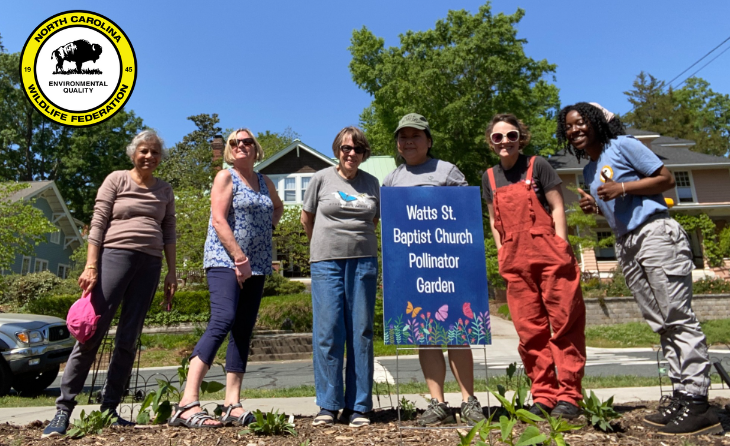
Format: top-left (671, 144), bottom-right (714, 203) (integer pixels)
top-left (332, 191), bottom-right (372, 206)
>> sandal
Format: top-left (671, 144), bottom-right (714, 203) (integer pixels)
top-left (220, 402), bottom-right (255, 426)
top-left (168, 401), bottom-right (222, 428)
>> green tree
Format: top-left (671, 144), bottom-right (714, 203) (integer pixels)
top-left (348, 3), bottom-right (560, 185)
top-left (157, 114), bottom-right (222, 190)
top-left (257, 127), bottom-right (301, 160)
top-left (174, 188), bottom-right (211, 269)
top-left (0, 183), bottom-right (57, 270)
top-left (624, 72), bottom-right (730, 157)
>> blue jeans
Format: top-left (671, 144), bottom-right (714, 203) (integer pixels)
top-left (191, 268), bottom-right (266, 373)
top-left (311, 257), bottom-right (377, 413)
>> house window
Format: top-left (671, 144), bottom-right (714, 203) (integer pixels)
top-left (34, 259), bottom-right (49, 273)
top-left (57, 264), bottom-right (70, 279)
top-left (595, 231), bottom-right (616, 261)
top-left (674, 171), bottom-right (694, 203)
top-left (301, 176), bottom-right (311, 201)
top-left (49, 229), bottom-right (61, 244)
top-left (284, 178), bottom-right (296, 202)
top-left (21, 256), bottom-right (32, 275)
top-left (576, 174), bottom-right (588, 191)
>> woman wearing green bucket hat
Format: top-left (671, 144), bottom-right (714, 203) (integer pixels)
top-left (382, 113), bottom-right (486, 427)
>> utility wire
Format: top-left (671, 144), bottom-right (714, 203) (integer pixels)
top-left (665, 35), bottom-right (730, 89)
top-left (672, 44), bottom-right (730, 90)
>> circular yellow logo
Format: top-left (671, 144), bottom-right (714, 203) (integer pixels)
top-left (20, 10), bottom-right (137, 127)
top-left (599, 165), bottom-right (614, 182)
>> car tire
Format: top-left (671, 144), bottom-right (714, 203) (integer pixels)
top-left (12, 364), bottom-right (60, 395)
top-left (0, 358), bottom-right (11, 397)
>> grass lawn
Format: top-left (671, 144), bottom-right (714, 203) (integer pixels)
top-left (585, 318), bottom-right (730, 348)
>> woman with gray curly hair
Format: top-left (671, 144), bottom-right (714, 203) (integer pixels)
top-left (44, 129), bottom-right (177, 438)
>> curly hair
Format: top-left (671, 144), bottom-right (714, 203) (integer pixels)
top-left (556, 102), bottom-right (618, 161)
top-left (485, 114), bottom-right (531, 150)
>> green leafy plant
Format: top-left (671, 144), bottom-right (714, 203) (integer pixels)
top-left (495, 362), bottom-right (530, 410)
top-left (66, 409), bottom-right (117, 438)
top-left (136, 357), bottom-right (225, 424)
top-left (238, 409), bottom-right (297, 436)
top-left (579, 389), bottom-right (621, 432)
top-left (399, 396), bottom-right (416, 421)
top-left (674, 213), bottom-right (724, 267)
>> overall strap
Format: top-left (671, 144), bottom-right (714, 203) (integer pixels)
top-left (525, 157), bottom-right (536, 223)
top-left (486, 167), bottom-right (505, 244)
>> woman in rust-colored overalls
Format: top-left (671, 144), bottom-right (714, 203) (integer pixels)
top-left (482, 114), bottom-right (586, 419)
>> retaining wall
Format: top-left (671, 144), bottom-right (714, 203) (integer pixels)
top-left (584, 294), bottom-right (730, 326)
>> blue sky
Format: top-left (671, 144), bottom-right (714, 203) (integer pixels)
top-left (3, 1), bottom-right (729, 153)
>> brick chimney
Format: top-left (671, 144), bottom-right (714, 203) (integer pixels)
top-left (211, 134), bottom-right (225, 170)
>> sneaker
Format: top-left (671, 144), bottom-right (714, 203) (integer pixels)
top-left (550, 401), bottom-right (582, 420)
top-left (658, 395), bottom-right (722, 436)
top-left (42, 409), bottom-right (70, 438)
top-left (312, 408), bottom-right (338, 427)
top-left (417, 398), bottom-right (451, 426)
top-left (643, 392), bottom-right (687, 428)
top-left (528, 402), bottom-right (554, 418)
top-left (347, 411), bottom-right (370, 428)
top-left (460, 396), bottom-right (486, 426)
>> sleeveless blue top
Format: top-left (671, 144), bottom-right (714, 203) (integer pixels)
top-left (203, 169), bottom-right (273, 275)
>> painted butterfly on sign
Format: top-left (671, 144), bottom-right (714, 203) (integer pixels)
top-left (434, 304), bottom-right (448, 322)
top-left (406, 301), bottom-right (422, 318)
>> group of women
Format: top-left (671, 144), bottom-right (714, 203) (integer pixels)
top-left (43, 103), bottom-right (719, 438)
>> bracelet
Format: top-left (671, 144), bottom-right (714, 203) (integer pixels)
top-left (85, 264), bottom-right (97, 270)
top-left (621, 182), bottom-right (626, 198)
top-left (594, 203), bottom-right (599, 215)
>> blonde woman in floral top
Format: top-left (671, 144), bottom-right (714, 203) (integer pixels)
top-left (170, 128), bottom-right (283, 429)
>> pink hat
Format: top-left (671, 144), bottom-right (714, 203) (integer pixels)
top-left (66, 291), bottom-right (100, 344)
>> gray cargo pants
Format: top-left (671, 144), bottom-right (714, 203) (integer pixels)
top-left (56, 248), bottom-right (161, 413)
top-left (615, 213), bottom-right (710, 396)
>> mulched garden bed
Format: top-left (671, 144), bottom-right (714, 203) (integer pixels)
top-left (2, 398), bottom-right (729, 446)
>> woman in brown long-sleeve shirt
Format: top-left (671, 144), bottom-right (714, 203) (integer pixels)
top-left (43, 129), bottom-right (177, 438)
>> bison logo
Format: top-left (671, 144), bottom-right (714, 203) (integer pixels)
top-left (52, 39), bottom-right (102, 74)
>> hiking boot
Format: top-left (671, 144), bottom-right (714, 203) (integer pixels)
top-left (643, 391), bottom-right (687, 428)
top-left (312, 408), bottom-right (338, 427)
top-left (550, 401), bottom-right (582, 420)
top-left (42, 409), bottom-right (70, 438)
top-left (658, 395), bottom-right (722, 436)
top-left (417, 399), bottom-right (452, 426)
top-left (528, 402), bottom-right (554, 418)
top-left (460, 396), bottom-right (486, 426)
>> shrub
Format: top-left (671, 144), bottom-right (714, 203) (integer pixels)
top-left (2, 271), bottom-right (63, 306)
top-left (604, 268), bottom-right (631, 297)
top-left (373, 296), bottom-right (384, 338)
top-left (257, 294), bottom-right (312, 332)
top-left (263, 274), bottom-right (306, 297)
top-left (693, 277), bottom-right (730, 295)
top-left (24, 294), bottom-right (77, 318)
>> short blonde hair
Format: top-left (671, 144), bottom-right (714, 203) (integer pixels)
top-left (126, 129), bottom-right (167, 160)
top-left (224, 128), bottom-right (264, 164)
top-left (332, 126), bottom-right (371, 162)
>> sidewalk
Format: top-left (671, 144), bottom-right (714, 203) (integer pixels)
top-left (3, 387), bottom-right (730, 426)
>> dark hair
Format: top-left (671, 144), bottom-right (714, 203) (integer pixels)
top-left (556, 102), bottom-right (618, 161)
top-left (332, 126), bottom-right (371, 161)
top-left (485, 114), bottom-right (531, 150)
top-left (607, 115), bottom-right (626, 136)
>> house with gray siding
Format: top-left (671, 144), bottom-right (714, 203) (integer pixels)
top-left (6, 181), bottom-right (83, 278)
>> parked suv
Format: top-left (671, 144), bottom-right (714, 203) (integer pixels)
top-left (0, 313), bottom-right (75, 396)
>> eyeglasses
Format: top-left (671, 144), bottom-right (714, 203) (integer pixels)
top-left (340, 145), bottom-right (366, 155)
top-left (232, 138), bottom-right (255, 146)
top-left (490, 130), bottom-right (520, 144)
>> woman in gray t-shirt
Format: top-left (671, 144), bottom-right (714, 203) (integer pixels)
top-left (383, 113), bottom-right (485, 427)
top-left (301, 126), bottom-right (380, 428)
